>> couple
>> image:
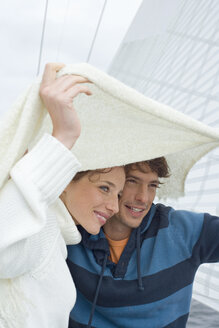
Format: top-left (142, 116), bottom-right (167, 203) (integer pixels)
top-left (0, 63), bottom-right (219, 328)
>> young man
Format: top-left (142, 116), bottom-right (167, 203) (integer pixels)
top-left (67, 158), bottom-right (219, 328)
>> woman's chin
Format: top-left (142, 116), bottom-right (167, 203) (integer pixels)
top-left (86, 225), bottom-right (101, 235)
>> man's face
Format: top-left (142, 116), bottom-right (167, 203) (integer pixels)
top-left (115, 165), bottom-right (160, 230)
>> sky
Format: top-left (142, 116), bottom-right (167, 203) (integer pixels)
top-left (0, 0), bottom-right (142, 116)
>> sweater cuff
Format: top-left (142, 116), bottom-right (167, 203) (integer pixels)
top-left (11, 134), bottom-right (81, 205)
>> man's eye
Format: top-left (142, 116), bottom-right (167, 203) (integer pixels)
top-left (118, 193), bottom-right (122, 199)
top-left (150, 184), bottom-right (160, 189)
top-left (100, 186), bottom-right (109, 192)
top-left (126, 179), bottom-right (136, 184)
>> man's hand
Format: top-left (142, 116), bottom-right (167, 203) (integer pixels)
top-left (39, 63), bottom-right (92, 149)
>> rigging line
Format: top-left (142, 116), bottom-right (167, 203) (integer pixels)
top-left (36, 0), bottom-right (49, 76)
top-left (56, 0), bottom-right (70, 61)
top-left (86, 0), bottom-right (107, 63)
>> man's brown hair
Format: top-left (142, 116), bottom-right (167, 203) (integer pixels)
top-left (125, 157), bottom-right (170, 178)
top-left (73, 157), bottom-right (169, 182)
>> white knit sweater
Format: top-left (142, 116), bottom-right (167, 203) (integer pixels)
top-left (0, 134), bottom-right (82, 328)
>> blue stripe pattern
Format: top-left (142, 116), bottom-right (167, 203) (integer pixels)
top-left (71, 285), bottom-right (191, 328)
top-left (67, 204), bottom-right (219, 328)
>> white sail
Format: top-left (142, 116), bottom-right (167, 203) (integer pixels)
top-left (109, 0), bottom-right (219, 314)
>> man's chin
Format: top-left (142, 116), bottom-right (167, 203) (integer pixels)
top-left (122, 215), bottom-right (145, 228)
top-left (110, 211), bottom-right (145, 228)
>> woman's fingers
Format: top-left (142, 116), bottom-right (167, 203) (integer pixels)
top-left (66, 84), bottom-right (92, 98)
top-left (52, 75), bottom-right (90, 93)
top-left (39, 63), bottom-right (92, 149)
top-left (40, 63), bottom-right (91, 100)
top-left (41, 63), bottom-right (65, 86)
top-left (40, 76), bottom-right (92, 107)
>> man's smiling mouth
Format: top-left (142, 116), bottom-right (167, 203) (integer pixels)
top-left (125, 205), bottom-right (145, 213)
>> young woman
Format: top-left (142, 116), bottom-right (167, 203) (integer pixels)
top-left (0, 63), bottom-right (125, 328)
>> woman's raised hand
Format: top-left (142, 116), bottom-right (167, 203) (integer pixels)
top-left (39, 63), bottom-right (92, 149)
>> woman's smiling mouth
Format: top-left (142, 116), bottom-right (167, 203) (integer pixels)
top-left (94, 211), bottom-right (110, 225)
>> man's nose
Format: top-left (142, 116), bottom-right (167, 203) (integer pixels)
top-left (135, 187), bottom-right (149, 204)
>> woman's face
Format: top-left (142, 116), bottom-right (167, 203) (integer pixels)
top-left (61, 167), bottom-right (125, 234)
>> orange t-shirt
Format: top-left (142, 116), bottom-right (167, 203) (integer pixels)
top-left (104, 233), bottom-right (129, 264)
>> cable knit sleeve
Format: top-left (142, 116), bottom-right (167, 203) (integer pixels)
top-left (0, 133), bottom-right (81, 278)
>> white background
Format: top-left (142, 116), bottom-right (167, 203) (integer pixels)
top-left (0, 0), bottom-right (141, 116)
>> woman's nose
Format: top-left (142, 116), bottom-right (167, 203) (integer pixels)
top-left (106, 196), bottom-right (119, 215)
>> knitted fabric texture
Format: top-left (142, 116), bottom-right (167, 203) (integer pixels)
top-left (1, 63), bottom-right (219, 199)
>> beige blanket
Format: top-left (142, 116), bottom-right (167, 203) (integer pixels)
top-left (1, 63), bottom-right (219, 199)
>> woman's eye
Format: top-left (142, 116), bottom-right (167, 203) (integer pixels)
top-left (100, 186), bottom-right (109, 192)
